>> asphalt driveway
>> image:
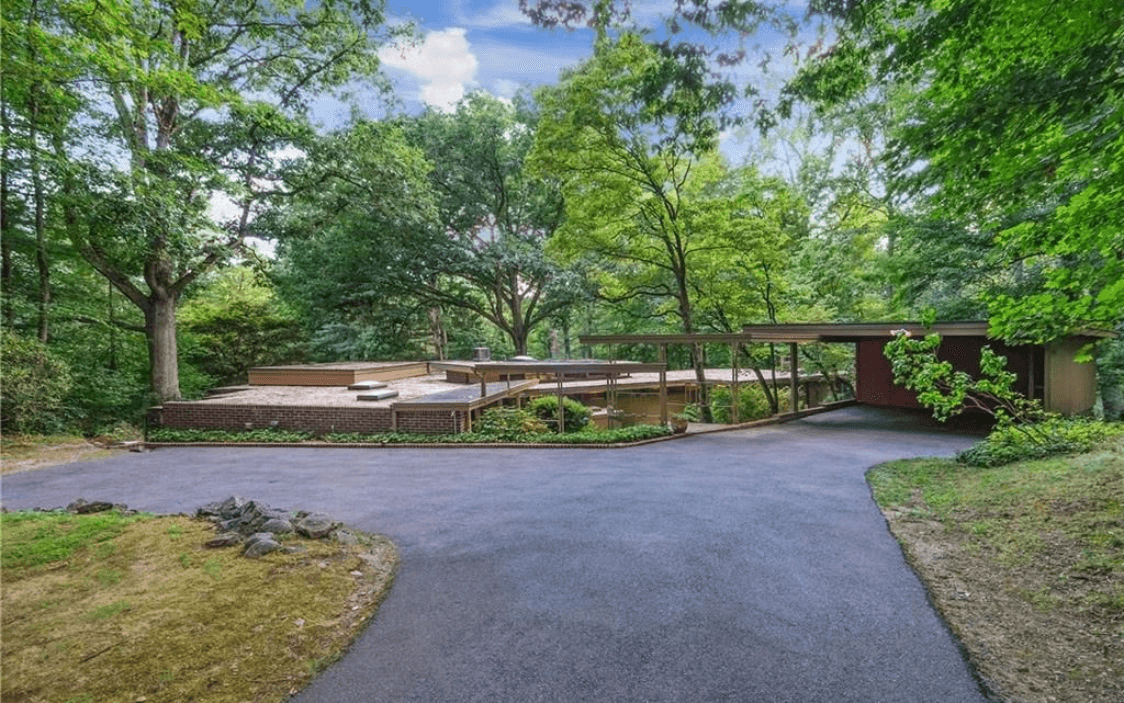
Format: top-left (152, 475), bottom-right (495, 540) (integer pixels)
top-left (1, 406), bottom-right (991, 702)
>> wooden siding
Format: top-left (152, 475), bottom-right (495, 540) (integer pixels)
top-left (248, 362), bottom-right (429, 386)
top-left (1044, 338), bottom-right (1097, 415)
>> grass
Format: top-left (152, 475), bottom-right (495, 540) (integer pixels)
top-left (1, 509), bottom-right (398, 703)
top-left (868, 435), bottom-right (1124, 702)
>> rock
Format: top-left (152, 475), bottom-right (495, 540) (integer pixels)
top-left (74, 501), bottom-right (115, 514)
top-left (295, 513), bottom-right (339, 539)
top-left (196, 497), bottom-right (358, 559)
top-left (205, 532), bottom-right (244, 548)
top-left (243, 532), bottom-right (282, 558)
top-left (260, 518), bottom-right (293, 534)
top-left (333, 529), bottom-right (359, 546)
top-left (219, 496), bottom-right (247, 514)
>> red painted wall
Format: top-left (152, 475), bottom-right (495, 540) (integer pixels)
top-left (856, 337), bottom-right (1035, 408)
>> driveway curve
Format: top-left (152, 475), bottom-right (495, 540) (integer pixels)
top-left (1, 406), bottom-right (990, 702)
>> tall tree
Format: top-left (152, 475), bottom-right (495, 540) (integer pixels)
top-left (1, 0), bottom-right (83, 341)
top-left (533, 34), bottom-right (798, 415)
top-left (790, 0), bottom-right (1124, 341)
top-left (267, 120), bottom-right (444, 361)
top-left (34, 0), bottom-right (405, 401)
top-left (402, 93), bottom-right (582, 356)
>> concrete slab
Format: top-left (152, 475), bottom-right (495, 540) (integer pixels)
top-left (356, 389), bottom-right (398, 401)
top-left (349, 381), bottom-right (389, 391)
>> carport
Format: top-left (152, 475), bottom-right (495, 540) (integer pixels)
top-left (583, 321), bottom-right (1112, 418)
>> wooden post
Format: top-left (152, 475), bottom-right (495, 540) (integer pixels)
top-left (608, 346), bottom-right (616, 429)
top-left (658, 344), bottom-right (668, 426)
top-left (557, 375), bottom-right (565, 433)
top-left (730, 342), bottom-right (739, 424)
top-left (789, 342), bottom-right (799, 413)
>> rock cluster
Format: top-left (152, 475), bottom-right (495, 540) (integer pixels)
top-left (196, 496), bottom-right (360, 558)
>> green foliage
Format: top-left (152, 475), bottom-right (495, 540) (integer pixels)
top-left (795, 0), bottom-right (1124, 340)
top-left (1, 510), bottom-right (151, 570)
top-left (477, 407), bottom-right (549, 440)
top-left (1097, 335), bottom-right (1124, 421)
top-left (957, 420), bottom-right (1124, 468)
top-left (267, 120), bottom-right (445, 360)
top-left (709, 383), bottom-right (774, 423)
top-left (884, 331), bottom-right (1048, 425)
top-left (9, 0), bottom-right (410, 402)
top-left (146, 423), bottom-right (672, 445)
top-left (146, 427), bottom-right (313, 443)
top-left (0, 332), bottom-right (72, 434)
top-left (179, 267), bottom-right (305, 385)
top-left (527, 395), bottom-right (592, 433)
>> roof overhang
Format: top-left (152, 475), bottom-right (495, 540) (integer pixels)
top-left (582, 321), bottom-right (1115, 347)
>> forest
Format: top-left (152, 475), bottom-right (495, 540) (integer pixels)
top-left (2, 0), bottom-right (1122, 436)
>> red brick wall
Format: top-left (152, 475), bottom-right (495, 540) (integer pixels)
top-left (395, 409), bottom-right (465, 434)
top-left (155, 402), bottom-right (466, 435)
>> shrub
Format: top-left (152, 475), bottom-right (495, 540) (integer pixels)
top-left (527, 395), bottom-right (591, 433)
top-left (477, 407), bottom-right (548, 440)
top-left (0, 333), bottom-right (73, 434)
top-left (710, 384), bottom-right (774, 423)
top-left (956, 418), bottom-right (1124, 467)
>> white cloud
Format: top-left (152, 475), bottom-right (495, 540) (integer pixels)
top-left (460, 2), bottom-right (534, 30)
top-left (379, 28), bottom-right (479, 112)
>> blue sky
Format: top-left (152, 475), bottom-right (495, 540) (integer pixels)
top-left (310, 1), bottom-right (816, 164)
top-left (375, 0), bottom-right (598, 113)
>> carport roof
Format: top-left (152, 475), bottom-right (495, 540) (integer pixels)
top-left (582, 321), bottom-right (1115, 346)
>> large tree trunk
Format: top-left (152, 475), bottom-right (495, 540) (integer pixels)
top-left (677, 279), bottom-right (712, 421)
top-left (145, 294), bottom-right (181, 402)
top-left (0, 98), bottom-right (12, 329)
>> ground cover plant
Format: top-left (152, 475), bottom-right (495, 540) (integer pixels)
top-left (1, 508), bottom-right (398, 703)
top-left (146, 423), bottom-right (673, 445)
top-left (867, 434), bottom-right (1124, 702)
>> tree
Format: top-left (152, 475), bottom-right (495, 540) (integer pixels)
top-left (32, 0), bottom-right (406, 401)
top-left (266, 120), bottom-right (445, 360)
top-left (178, 267), bottom-right (305, 385)
top-left (533, 34), bottom-right (801, 416)
top-left (401, 93), bottom-right (585, 356)
top-left (791, 0), bottom-right (1124, 342)
top-left (0, 331), bottom-right (72, 434)
top-left (1, 0), bottom-right (86, 342)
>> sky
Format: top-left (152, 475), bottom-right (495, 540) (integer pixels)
top-left (317, 0), bottom-right (812, 168)
top-left (376, 0), bottom-right (596, 112)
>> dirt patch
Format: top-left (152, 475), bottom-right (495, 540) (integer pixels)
top-left (885, 512), bottom-right (1124, 702)
top-left (1, 437), bottom-right (127, 475)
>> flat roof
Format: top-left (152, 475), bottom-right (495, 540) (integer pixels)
top-left (248, 361), bottom-right (426, 373)
top-left (583, 321), bottom-right (1115, 346)
top-left (433, 360), bottom-right (667, 375)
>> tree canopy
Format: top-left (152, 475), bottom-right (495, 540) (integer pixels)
top-left (790, 0), bottom-right (1124, 342)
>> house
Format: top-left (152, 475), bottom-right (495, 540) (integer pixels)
top-left (582, 322), bottom-right (1113, 418)
top-left (739, 322), bottom-right (1110, 416)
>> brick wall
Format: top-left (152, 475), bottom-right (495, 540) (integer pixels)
top-left (395, 409), bottom-right (465, 434)
top-left (159, 403), bottom-right (393, 434)
top-left (155, 402), bottom-right (466, 435)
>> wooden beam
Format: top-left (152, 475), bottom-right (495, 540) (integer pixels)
top-left (790, 342), bottom-right (799, 413)
top-left (658, 344), bottom-right (668, 426)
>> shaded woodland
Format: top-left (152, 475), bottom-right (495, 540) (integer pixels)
top-left (3, 0), bottom-right (1122, 434)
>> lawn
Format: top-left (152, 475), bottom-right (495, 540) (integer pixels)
top-left (868, 435), bottom-right (1124, 702)
top-left (1, 508), bottom-right (397, 703)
